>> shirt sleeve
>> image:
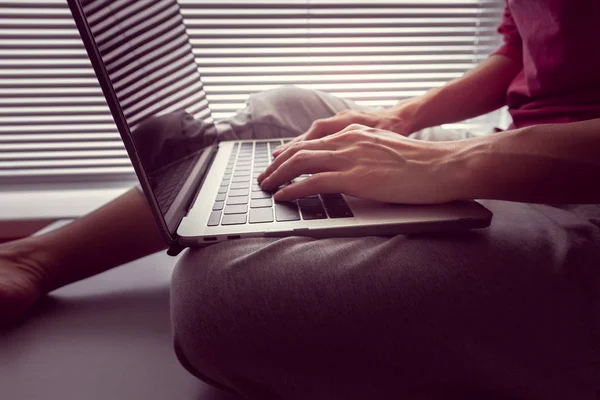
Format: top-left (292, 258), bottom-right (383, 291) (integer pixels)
top-left (492, 2), bottom-right (523, 63)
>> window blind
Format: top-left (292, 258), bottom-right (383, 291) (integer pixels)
top-left (0, 0), bottom-right (502, 187)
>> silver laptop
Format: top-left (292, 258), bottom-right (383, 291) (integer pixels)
top-left (68, 0), bottom-right (492, 256)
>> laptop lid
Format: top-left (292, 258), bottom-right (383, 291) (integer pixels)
top-left (67, 0), bottom-right (217, 248)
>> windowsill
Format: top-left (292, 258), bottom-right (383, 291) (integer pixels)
top-left (0, 184), bottom-right (134, 221)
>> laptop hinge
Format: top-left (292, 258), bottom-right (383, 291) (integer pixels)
top-left (167, 241), bottom-right (186, 257)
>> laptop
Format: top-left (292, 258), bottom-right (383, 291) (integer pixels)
top-left (67, 0), bottom-right (492, 256)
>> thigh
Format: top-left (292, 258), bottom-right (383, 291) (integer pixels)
top-left (216, 85), bottom-right (369, 141)
top-left (171, 203), bottom-right (600, 400)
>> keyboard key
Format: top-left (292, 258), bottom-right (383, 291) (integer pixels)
top-left (234, 171), bottom-right (251, 177)
top-left (297, 197), bottom-right (321, 207)
top-left (218, 185), bottom-right (228, 194)
top-left (213, 201), bottom-right (224, 211)
top-left (227, 195), bottom-right (249, 205)
top-left (322, 198), bottom-right (348, 207)
top-left (251, 184), bottom-right (263, 191)
top-left (221, 214), bottom-right (246, 225)
top-left (232, 176), bottom-right (249, 183)
top-left (230, 182), bottom-right (249, 190)
top-left (215, 193), bottom-right (226, 202)
top-left (251, 190), bottom-right (272, 199)
top-left (275, 202), bottom-right (300, 221)
top-left (224, 204), bottom-right (248, 214)
top-left (320, 193), bottom-right (344, 201)
top-left (301, 206), bottom-right (327, 220)
top-left (221, 214), bottom-right (247, 226)
top-left (249, 208), bottom-right (274, 224)
top-left (221, 179), bottom-right (230, 186)
top-left (250, 198), bottom-right (273, 208)
top-left (207, 210), bottom-right (221, 226)
top-left (228, 188), bottom-right (249, 197)
top-left (321, 192), bottom-right (345, 201)
top-left (326, 206), bottom-right (354, 218)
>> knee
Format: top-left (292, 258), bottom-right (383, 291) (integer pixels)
top-left (170, 243), bottom-right (280, 387)
top-left (170, 249), bottom-right (229, 383)
top-left (251, 84), bottom-right (317, 110)
top-left (248, 85), bottom-right (333, 134)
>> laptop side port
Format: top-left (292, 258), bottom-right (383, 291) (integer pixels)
top-left (203, 237), bottom-right (217, 242)
top-left (227, 235), bottom-right (241, 240)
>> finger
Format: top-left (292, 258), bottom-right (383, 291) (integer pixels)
top-left (273, 114), bottom-right (357, 157)
top-left (272, 133), bottom-right (306, 157)
top-left (273, 172), bottom-right (344, 201)
top-left (260, 150), bottom-right (344, 192)
top-left (258, 139), bottom-right (332, 183)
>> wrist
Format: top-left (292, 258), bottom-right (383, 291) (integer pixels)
top-left (437, 137), bottom-right (491, 201)
top-left (389, 96), bottom-right (429, 134)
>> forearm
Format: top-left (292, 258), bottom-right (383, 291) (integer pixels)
top-left (451, 119), bottom-right (600, 203)
top-left (394, 54), bottom-right (521, 132)
top-left (16, 188), bottom-right (167, 293)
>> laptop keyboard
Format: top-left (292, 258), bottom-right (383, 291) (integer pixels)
top-left (207, 140), bottom-right (354, 226)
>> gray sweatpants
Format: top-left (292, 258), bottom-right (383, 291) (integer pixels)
top-left (170, 86), bottom-right (600, 399)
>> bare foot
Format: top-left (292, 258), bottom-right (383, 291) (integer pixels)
top-left (0, 240), bottom-right (50, 327)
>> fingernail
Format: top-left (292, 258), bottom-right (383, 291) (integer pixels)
top-left (273, 189), bottom-right (285, 201)
top-left (272, 145), bottom-right (285, 155)
top-left (259, 178), bottom-right (270, 189)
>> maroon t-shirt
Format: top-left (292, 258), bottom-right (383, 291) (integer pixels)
top-left (494, 0), bottom-right (600, 128)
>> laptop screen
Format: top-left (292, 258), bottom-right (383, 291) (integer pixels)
top-left (72, 0), bottom-right (217, 237)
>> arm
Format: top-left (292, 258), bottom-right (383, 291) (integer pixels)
top-left (259, 119), bottom-right (600, 205)
top-left (395, 54), bottom-right (521, 133)
top-left (455, 119), bottom-right (600, 204)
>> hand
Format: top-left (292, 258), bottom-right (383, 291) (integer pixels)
top-left (272, 104), bottom-right (418, 157)
top-left (0, 240), bottom-right (50, 327)
top-left (258, 124), bottom-right (464, 204)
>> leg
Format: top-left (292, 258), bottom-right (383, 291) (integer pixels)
top-left (215, 85), bottom-right (370, 141)
top-left (0, 188), bottom-right (165, 326)
top-left (171, 201), bottom-right (600, 399)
